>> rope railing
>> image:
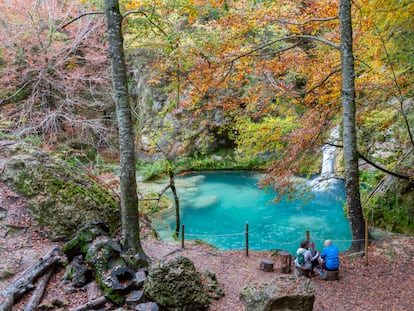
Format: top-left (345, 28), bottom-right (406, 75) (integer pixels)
top-left (184, 232), bottom-right (245, 237)
top-left (177, 223), bottom-right (371, 264)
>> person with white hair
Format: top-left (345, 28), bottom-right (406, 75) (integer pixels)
top-left (319, 239), bottom-right (340, 273)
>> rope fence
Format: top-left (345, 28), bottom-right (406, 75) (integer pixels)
top-left (178, 219), bottom-right (372, 265)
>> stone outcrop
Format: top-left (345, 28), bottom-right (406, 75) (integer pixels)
top-left (143, 256), bottom-right (223, 310)
top-left (0, 141), bottom-right (120, 240)
top-left (239, 275), bottom-right (315, 311)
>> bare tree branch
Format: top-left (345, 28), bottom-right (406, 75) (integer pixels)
top-left (324, 142), bottom-right (413, 180)
top-left (357, 150), bottom-right (412, 180)
top-left (229, 35), bottom-right (339, 63)
top-left (375, 26), bottom-right (414, 148)
top-left (306, 67), bottom-right (342, 94)
top-left (276, 16), bottom-right (338, 25)
top-left (60, 12), bottom-right (104, 29)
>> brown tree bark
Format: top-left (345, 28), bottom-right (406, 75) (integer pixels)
top-left (103, 0), bottom-right (148, 259)
top-left (23, 268), bottom-right (54, 311)
top-left (168, 164), bottom-right (181, 238)
top-left (0, 246), bottom-right (61, 311)
top-left (339, 0), bottom-right (365, 252)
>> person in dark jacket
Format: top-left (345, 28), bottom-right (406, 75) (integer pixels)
top-left (319, 239), bottom-right (340, 272)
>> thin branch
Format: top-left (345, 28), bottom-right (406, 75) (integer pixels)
top-left (325, 142), bottom-right (413, 180)
top-left (60, 12), bottom-right (104, 29)
top-left (276, 16), bottom-right (338, 25)
top-left (229, 35), bottom-right (339, 63)
top-left (358, 151), bottom-right (411, 180)
top-left (0, 82), bottom-right (31, 106)
top-left (122, 10), bottom-right (169, 39)
top-left (306, 67), bottom-right (341, 94)
top-left (375, 25), bottom-right (414, 148)
top-left (249, 43), bottom-right (299, 58)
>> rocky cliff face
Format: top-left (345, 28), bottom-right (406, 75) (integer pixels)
top-left (129, 49), bottom-right (234, 162)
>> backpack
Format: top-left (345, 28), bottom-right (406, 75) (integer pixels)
top-left (297, 251), bottom-right (305, 265)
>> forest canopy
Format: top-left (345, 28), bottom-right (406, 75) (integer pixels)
top-left (0, 0), bottom-right (413, 188)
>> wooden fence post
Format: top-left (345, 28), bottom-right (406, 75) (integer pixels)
top-left (245, 223), bottom-right (249, 257)
top-left (181, 224), bottom-right (185, 249)
top-left (365, 219), bottom-right (369, 265)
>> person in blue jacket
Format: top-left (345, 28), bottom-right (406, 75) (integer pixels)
top-left (319, 239), bottom-right (340, 272)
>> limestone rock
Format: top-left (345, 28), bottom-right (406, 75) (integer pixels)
top-left (0, 141), bottom-right (120, 240)
top-left (143, 256), bottom-right (215, 310)
top-left (239, 275), bottom-right (315, 311)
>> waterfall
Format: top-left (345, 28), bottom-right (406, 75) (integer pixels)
top-left (310, 126), bottom-right (340, 190)
top-left (320, 126), bottom-right (340, 176)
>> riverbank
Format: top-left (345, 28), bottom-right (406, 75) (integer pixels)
top-left (2, 180), bottom-right (414, 310)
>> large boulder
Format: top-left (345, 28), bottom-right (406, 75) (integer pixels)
top-left (0, 141), bottom-right (120, 240)
top-left (143, 256), bottom-right (221, 310)
top-left (239, 275), bottom-right (315, 311)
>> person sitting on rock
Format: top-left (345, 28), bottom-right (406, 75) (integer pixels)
top-left (295, 240), bottom-right (320, 276)
top-left (319, 239), bottom-right (340, 273)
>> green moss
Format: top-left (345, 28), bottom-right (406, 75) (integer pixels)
top-left (7, 154), bottom-right (119, 239)
top-left (104, 289), bottom-right (125, 305)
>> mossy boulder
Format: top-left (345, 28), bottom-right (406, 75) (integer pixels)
top-left (0, 141), bottom-right (120, 240)
top-left (370, 176), bottom-right (414, 233)
top-left (240, 275), bottom-right (315, 311)
top-left (143, 256), bottom-right (216, 310)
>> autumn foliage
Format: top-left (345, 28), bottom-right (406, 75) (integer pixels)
top-left (120, 0), bottom-right (413, 181)
top-left (0, 0), bottom-right (413, 175)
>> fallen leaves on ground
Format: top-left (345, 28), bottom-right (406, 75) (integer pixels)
top-left (1, 181), bottom-right (414, 311)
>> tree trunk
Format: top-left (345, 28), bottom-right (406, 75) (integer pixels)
top-left (168, 165), bottom-right (180, 237)
top-left (103, 0), bottom-right (148, 259)
top-left (339, 0), bottom-right (365, 252)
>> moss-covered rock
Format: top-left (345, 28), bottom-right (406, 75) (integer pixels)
top-left (63, 222), bottom-right (110, 260)
top-left (369, 176), bottom-right (414, 233)
top-left (240, 275), bottom-right (315, 311)
top-left (0, 141), bottom-right (120, 240)
top-left (85, 236), bottom-right (129, 305)
top-left (143, 256), bottom-right (215, 310)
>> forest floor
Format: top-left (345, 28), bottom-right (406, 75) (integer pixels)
top-left (1, 180), bottom-right (414, 310)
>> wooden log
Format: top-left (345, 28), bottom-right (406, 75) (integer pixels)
top-left (322, 270), bottom-right (339, 281)
top-left (294, 268), bottom-right (310, 277)
top-left (87, 281), bottom-right (102, 301)
top-left (259, 259), bottom-right (274, 272)
top-left (70, 296), bottom-right (108, 311)
top-left (0, 246), bottom-right (62, 311)
top-left (278, 251), bottom-right (292, 274)
top-left (110, 266), bottom-right (136, 290)
top-left (23, 267), bottom-right (54, 311)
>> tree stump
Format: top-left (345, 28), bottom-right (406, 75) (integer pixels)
top-left (110, 266), bottom-right (136, 291)
top-left (322, 270), bottom-right (339, 281)
top-left (278, 251), bottom-right (292, 273)
top-left (294, 268), bottom-right (310, 277)
top-left (260, 259), bottom-right (274, 272)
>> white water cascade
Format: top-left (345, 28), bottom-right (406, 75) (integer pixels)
top-left (310, 126), bottom-right (340, 190)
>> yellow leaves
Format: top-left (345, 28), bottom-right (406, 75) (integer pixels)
top-left (352, 0), bottom-right (414, 102)
top-left (234, 114), bottom-right (300, 157)
top-left (362, 108), bottom-right (397, 130)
